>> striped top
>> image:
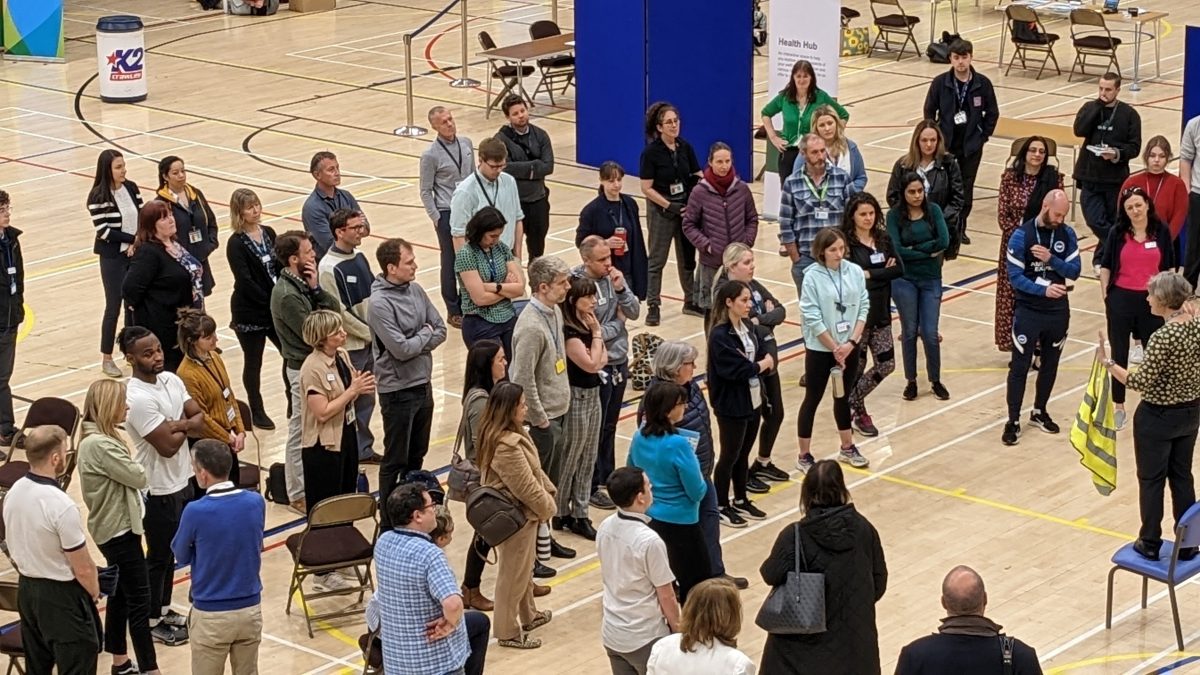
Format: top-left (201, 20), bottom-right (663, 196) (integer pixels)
top-left (87, 180), bottom-right (144, 257)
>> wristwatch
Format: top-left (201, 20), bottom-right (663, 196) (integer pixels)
top-left (849, 338), bottom-right (860, 347)
top-left (494, 282), bottom-right (502, 294)
top-left (1103, 358), bottom-right (1116, 368)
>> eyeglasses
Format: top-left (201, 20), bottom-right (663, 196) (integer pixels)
top-left (1121, 186), bottom-right (1148, 198)
top-left (0, 206), bottom-right (10, 215)
top-left (484, 161), bottom-right (507, 170)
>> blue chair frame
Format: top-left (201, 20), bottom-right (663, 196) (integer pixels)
top-left (1106, 501), bottom-right (1200, 650)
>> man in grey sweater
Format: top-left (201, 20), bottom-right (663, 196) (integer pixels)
top-left (510, 255), bottom-right (574, 560)
top-left (496, 95), bottom-right (555, 259)
top-left (367, 238), bottom-right (447, 529)
top-left (575, 236), bottom-right (640, 510)
top-left (419, 106), bottom-right (474, 326)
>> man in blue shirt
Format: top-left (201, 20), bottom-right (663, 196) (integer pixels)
top-left (779, 134), bottom-right (853, 301)
top-left (375, 483), bottom-right (469, 675)
top-left (301, 151), bottom-right (367, 258)
top-left (172, 439), bottom-right (266, 675)
top-left (1002, 190), bottom-right (1080, 446)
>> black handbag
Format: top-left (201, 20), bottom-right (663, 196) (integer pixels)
top-left (755, 523), bottom-right (827, 634)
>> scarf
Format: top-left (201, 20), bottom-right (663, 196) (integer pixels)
top-left (937, 615), bottom-right (1004, 637)
top-left (704, 166), bottom-right (736, 196)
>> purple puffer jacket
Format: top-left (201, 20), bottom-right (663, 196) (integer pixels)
top-left (681, 176), bottom-right (759, 268)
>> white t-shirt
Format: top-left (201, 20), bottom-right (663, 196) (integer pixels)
top-left (647, 633), bottom-right (757, 675)
top-left (112, 186), bottom-right (140, 253)
top-left (2, 474), bottom-right (88, 581)
top-left (127, 373), bottom-right (193, 495)
top-left (596, 510), bottom-right (675, 654)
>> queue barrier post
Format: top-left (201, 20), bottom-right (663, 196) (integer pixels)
top-left (449, 0), bottom-right (480, 88)
top-left (393, 33), bottom-right (428, 138)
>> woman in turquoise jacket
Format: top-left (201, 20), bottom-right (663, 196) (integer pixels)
top-left (796, 228), bottom-right (870, 474)
top-left (628, 381), bottom-right (712, 602)
top-left (761, 59), bottom-right (850, 180)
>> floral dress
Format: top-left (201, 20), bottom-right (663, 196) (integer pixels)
top-left (994, 169), bottom-right (1063, 351)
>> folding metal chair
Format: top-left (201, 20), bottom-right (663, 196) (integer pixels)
top-left (869, 0), bottom-right (921, 61)
top-left (1068, 8), bottom-right (1121, 82)
top-left (478, 31), bottom-right (535, 118)
top-left (1005, 5), bottom-right (1061, 79)
top-left (527, 20), bottom-right (575, 105)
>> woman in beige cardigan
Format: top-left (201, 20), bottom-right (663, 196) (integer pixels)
top-left (476, 381), bottom-right (557, 649)
top-left (77, 379), bottom-right (162, 673)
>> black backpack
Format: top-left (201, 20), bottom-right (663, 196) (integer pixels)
top-left (265, 463), bottom-right (289, 505)
top-left (926, 31), bottom-right (961, 64)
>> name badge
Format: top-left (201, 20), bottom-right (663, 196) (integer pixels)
top-left (814, 209), bottom-right (830, 220)
top-left (345, 406), bottom-right (356, 425)
top-left (555, 358), bottom-right (566, 374)
top-left (870, 252), bottom-right (885, 264)
top-left (1035, 276), bottom-right (1052, 287)
top-left (222, 387), bottom-right (231, 399)
top-left (973, 96), bottom-right (983, 107)
top-left (1145, 241), bottom-right (1158, 249)
top-left (347, 275), bottom-right (357, 283)
top-left (260, 254), bottom-right (272, 264)
top-left (954, 111), bottom-right (967, 125)
top-left (595, 283), bottom-right (608, 305)
top-left (226, 406), bottom-right (236, 423)
top-left (327, 373), bottom-right (337, 382)
top-left (836, 321), bottom-right (851, 334)
top-left (188, 229), bottom-right (203, 244)
top-left (669, 182), bottom-right (684, 196)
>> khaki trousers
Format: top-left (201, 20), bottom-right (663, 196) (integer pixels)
top-left (188, 604), bottom-right (263, 675)
top-left (492, 519), bottom-right (539, 641)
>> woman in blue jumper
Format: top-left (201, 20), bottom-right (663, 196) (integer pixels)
top-left (796, 228), bottom-right (871, 473)
top-left (627, 381), bottom-right (712, 602)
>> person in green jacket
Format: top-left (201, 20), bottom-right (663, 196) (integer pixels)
top-left (761, 59), bottom-right (850, 181)
top-left (77, 378), bottom-right (162, 673)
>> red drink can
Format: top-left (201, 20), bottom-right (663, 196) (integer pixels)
top-left (613, 227), bottom-right (627, 256)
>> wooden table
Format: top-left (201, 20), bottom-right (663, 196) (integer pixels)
top-left (477, 33), bottom-right (575, 117)
top-left (993, 117), bottom-right (1084, 216)
top-left (995, 3), bottom-right (1166, 91)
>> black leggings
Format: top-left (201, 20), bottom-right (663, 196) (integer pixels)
top-left (98, 532), bottom-right (157, 670)
top-left (755, 370), bottom-right (784, 461)
top-left (1105, 287), bottom-right (1162, 405)
top-left (647, 519), bottom-right (713, 603)
top-left (714, 413), bottom-right (761, 506)
top-left (235, 327), bottom-right (283, 413)
top-left (797, 348), bottom-right (861, 439)
top-left (462, 532), bottom-right (493, 590)
top-left (99, 255), bottom-right (129, 356)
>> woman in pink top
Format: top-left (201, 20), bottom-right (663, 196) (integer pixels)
top-left (1098, 186), bottom-right (1176, 429)
top-left (1120, 136), bottom-right (1189, 241)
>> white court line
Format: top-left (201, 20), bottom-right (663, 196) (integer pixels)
top-left (942, 282), bottom-right (1107, 317)
top-left (941, 311), bottom-right (1095, 345)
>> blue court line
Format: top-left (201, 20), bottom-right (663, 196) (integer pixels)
top-left (1154, 656), bottom-right (1200, 673)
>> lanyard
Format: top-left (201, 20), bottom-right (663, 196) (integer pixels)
top-left (955, 78), bottom-right (971, 111)
top-left (535, 305), bottom-right (562, 357)
top-left (477, 245), bottom-right (500, 282)
top-left (822, 265), bottom-right (845, 315)
top-left (803, 172), bottom-right (829, 203)
top-left (391, 528), bottom-right (432, 541)
top-left (437, 138), bottom-right (463, 173)
top-left (1148, 174), bottom-right (1166, 203)
top-left (199, 356), bottom-right (230, 394)
top-left (607, 201), bottom-right (624, 230)
top-left (1035, 227), bottom-right (1056, 278)
top-left (474, 172), bottom-right (498, 208)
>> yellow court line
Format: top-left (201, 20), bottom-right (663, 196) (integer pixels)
top-left (289, 591), bottom-right (368, 663)
top-left (1045, 650), bottom-right (1199, 673)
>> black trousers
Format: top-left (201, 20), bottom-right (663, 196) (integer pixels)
top-left (714, 413), bottom-right (761, 506)
top-left (778, 146), bottom-right (800, 182)
top-left (378, 383), bottom-right (434, 528)
top-left (1105, 287), bottom-right (1162, 405)
top-left (956, 150), bottom-right (983, 234)
top-left (1134, 402), bottom-right (1200, 550)
top-left (143, 484), bottom-right (192, 618)
top-left (647, 520), bottom-right (713, 604)
top-left (17, 576), bottom-right (99, 675)
top-left (98, 255), bottom-right (129, 356)
top-left (1080, 181), bottom-right (1122, 263)
top-left (463, 610), bottom-right (491, 675)
top-left (592, 363), bottom-right (629, 491)
top-left (98, 531), bottom-right (157, 670)
top-left (1006, 305), bottom-right (1068, 421)
top-left (435, 209), bottom-right (463, 317)
top-left (755, 370), bottom-right (784, 460)
top-left (234, 327), bottom-right (282, 415)
top-left (462, 532), bottom-right (493, 590)
top-left (0, 326), bottom-right (16, 437)
top-left (522, 197), bottom-right (551, 259)
top-left (1184, 192), bottom-right (1200, 287)
top-left (301, 423), bottom-right (358, 516)
top-left (797, 348), bottom-right (860, 438)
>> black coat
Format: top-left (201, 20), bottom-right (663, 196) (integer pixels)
top-left (576, 189), bottom-right (649, 300)
top-left (887, 155), bottom-right (965, 231)
top-left (1072, 99), bottom-right (1141, 186)
top-left (759, 504), bottom-right (888, 675)
top-left (923, 68), bottom-right (999, 158)
top-left (847, 236), bottom-right (902, 328)
top-left (895, 631), bottom-right (1042, 675)
top-left (0, 227), bottom-right (26, 330)
top-left (226, 227), bottom-right (278, 328)
top-left (157, 186), bottom-right (219, 296)
top-left (706, 320), bottom-right (767, 418)
top-left (122, 241), bottom-right (198, 363)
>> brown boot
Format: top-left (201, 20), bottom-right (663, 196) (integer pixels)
top-left (533, 583), bottom-right (551, 597)
top-left (462, 584), bottom-right (494, 611)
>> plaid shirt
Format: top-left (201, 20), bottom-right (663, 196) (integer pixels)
top-left (375, 529), bottom-right (469, 675)
top-left (454, 241), bottom-right (516, 324)
top-left (779, 161), bottom-right (853, 256)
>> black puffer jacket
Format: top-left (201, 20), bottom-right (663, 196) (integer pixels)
top-left (636, 376), bottom-right (714, 477)
top-left (759, 504), bottom-right (888, 675)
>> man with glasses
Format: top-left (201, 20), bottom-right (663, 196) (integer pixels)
top-left (318, 209), bottom-right (381, 465)
top-left (420, 106), bottom-right (475, 327)
top-left (450, 138), bottom-right (524, 259)
top-left (302, 151), bottom-right (369, 259)
top-left (0, 190), bottom-right (23, 451)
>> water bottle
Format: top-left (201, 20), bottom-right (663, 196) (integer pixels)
top-left (830, 366), bottom-right (845, 399)
top-left (536, 522), bottom-right (551, 562)
top-left (356, 469), bottom-right (369, 494)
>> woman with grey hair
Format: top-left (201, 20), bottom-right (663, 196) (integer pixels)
top-left (1098, 271), bottom-right (1200, 561)
top-left (637, 340), bottom-right (747, 589)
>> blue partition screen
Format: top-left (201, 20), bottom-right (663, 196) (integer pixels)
top-left (1186, 26), bottom-right (1200, 131)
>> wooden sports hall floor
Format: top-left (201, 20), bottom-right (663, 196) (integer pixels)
top-left (2, 0), bottom-right (1199, 672)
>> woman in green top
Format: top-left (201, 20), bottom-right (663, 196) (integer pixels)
top-left (77, 378), bottom-right (161, 674)
top-left (761, 59), bottom-right (850, 180)
top-left (886, 172), bottom-right (951, 403)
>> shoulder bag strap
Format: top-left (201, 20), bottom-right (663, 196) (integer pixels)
top-left (453, 389), bottom-right (486, 460)
top-left (794, 523), bottom-right (805, 574)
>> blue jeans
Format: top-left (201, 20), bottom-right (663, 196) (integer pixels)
top-left (700, 479), bottom-right (725, 576)
top-left (891, 277), bottom-right (943, 382)
top-left (788, 253), bottom-right (816, 303)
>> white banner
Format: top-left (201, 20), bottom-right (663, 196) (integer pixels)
top-left (763, 0), bottom-right (841, 219)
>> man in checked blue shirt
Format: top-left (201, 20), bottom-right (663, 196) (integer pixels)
top-left (779, 134), bottom-right (855, 300)
top-left (375, 483), bottom-right (470, 675)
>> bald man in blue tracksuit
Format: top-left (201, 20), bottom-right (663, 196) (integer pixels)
top-left (1002, 190), bottom-right (1081, 446)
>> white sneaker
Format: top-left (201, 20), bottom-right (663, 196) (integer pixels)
top-left (1129, 344), bottom-right (1144, 365)
top-left (313, 572), bottom-right (353, 592)
top-left (1114, 408), bottom-right (1128, 431)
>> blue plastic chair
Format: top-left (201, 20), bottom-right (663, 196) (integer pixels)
top-left (1106, 501), bottom-right (1200, 650)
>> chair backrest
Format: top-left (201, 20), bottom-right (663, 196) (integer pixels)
top-left (22, 397), bottom-right (81, 444)
top-left (0, 580), bottom-right (16, 613)
top-left (1006, 4), bottom-right (1038, 23)
top-left (308, 493), bottom-right (377, 528)
top-left (529, 20), bottom-right (562, 40)
top-left (871, 0), bottom-right (903, 8)
top-left (1175, 501), bottom-right (1200, 549)
top-left (478, 30), bottom-right (498, 52)
top-left (1071, 8), bottom-right (1110, 38)
top-left (237, 400), bottom-right (253, 432)
top-left (1008, 136), bottom-right (1059, 161)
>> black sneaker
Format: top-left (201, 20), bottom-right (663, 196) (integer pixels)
top-left (589, 489), bottom-right (616, 510)
top-left (646, 306), bottom-right (661, 327)
top-left (1001, 421), bottom-right (1021, 446)
top-left (720, 573), bottom-right (750, 590)
top-left (718, 506), bottom-right (747, 528)
top-left (731, 498), bottom-right (766, 520)
top-left (1133, 540), bottom-right (1160, 561)
top-left (930, 381), bottom-right (950, 400)
top-left (745, 476), bottom-right (770, 494)
top-left (1029, 410), bottom-right (1060, 434)
top-left (151, 623), bottom-right (187, 646)
top-left (751, 461), bottom-right (790, 482)
top-left (112, 661), bottom-right (139, 675)
top-left (533, 561), bottom-right (557, 578)
top-left (902, 381), bottom-right (918, 401)
top-left (161, 609), bottom-right (187, 627)
top-left (682, 302), bottom-right (706, 317)
top-left (960, 232), bottom-right (972, 245)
